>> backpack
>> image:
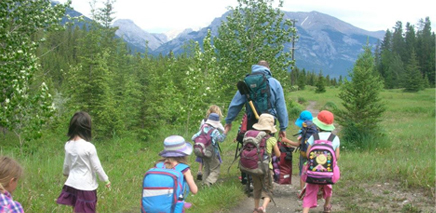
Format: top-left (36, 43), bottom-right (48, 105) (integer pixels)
top-left (301, 133), bottom-right (340, 185)
top-left (239, 130), bottom-right (271, 176)
top-left (141, 162), bottom-right (190, 213)
top-left (193, 124), bottom-right (215, 158)
top-left (298, 120), bottom-right (318, 158)
top-left (244, 72), bottom-right (272, 120)
top-left (236, 113), bottom-right (248, 143)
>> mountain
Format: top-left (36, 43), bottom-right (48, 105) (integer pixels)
top-left (125, 11), bottom-right (384, 78)
top-left (113, 19), bottom-right (168, 52)
top-left (78, 9), bottom-right (383, 78)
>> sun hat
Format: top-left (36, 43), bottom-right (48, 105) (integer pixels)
top-left (205, 113), bottom-right (221, 128)
top-left (295, 110), bottom-right (313, 128)
top-left (252, 113), bottom-right (277, 133)
top-left (159, 135), bottom-right (193, 157)
top-left (312, 110), bottom-right (335, 131)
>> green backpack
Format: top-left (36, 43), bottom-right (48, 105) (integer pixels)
top-left (244, 71), bottom-right (272, 119)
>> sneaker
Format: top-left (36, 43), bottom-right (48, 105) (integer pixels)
top-left (196, 172), bottom-right (202, 181)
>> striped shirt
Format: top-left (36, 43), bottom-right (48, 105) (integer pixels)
top-left (0, 191), bottom-right (24, 213)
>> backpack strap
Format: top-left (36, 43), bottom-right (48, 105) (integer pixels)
top-left (313, 133), bottom-right (320, 141)
top-left (327, 133), bottom-right (336, 142)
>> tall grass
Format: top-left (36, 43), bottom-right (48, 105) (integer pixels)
top-left (1, 87), bottom-right (434, 212)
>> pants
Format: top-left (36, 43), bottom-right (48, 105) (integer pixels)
top-left (202, 150), bottom-right (221, 185)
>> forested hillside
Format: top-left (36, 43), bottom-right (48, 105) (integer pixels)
top-left (1, 0), bottom-right (435, 147)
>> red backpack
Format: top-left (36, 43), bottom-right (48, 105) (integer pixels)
top-left (238, 130), bottom-right (271, 176)
top-left (193, 124), bottom-right (215, 158)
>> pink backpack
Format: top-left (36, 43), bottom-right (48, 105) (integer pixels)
top-left (239, 130), bottom-right (271, 176)
top-left (301, 133), bottom-right (340, 184)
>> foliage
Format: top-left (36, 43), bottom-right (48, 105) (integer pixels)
top-left (0, 0), bottom-right (70, 150)
top-left (335, 45), bottom-right (386, 148)
top-left (375, 17), bottom-right (435, 88)
top-left (315, 71), bottom-right (326, 93)
top-left (403, 50), bottom-right (424, 92)
top-left (214, 0), bottom-right (296, 93)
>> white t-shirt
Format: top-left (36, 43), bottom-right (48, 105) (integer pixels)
top-left (307, 132), bottom-right (340, 150)
top-left (62, 139), bottom-right (109, 190)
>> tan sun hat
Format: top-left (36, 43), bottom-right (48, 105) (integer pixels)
top-left (252, 113), bottom-right (277, 133)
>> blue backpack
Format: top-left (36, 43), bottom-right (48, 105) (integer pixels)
top-left (141, 162), bottom-right (190, 213)
top-left (299, 120), bottom-right (318, 158)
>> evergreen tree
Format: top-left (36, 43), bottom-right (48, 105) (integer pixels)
top-left (403, 50), bottom-right (423, 92)
top-left (416, 17), bottom-right (435, 87)
top-left (297, 69), bottom-right (306, 90)
top-left (336, 45), bottom-right (386, 146)
top-left (315, 71), bottom-right (326, 93)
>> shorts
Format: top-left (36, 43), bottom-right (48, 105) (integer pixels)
top-left (56, 185), bottom-right (97, 213)
top-left (251, 170), bottom-right (274, 199)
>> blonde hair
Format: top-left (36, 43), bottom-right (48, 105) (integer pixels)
top-left (158, 156), bottom-right (189, 169)
top-left (0, 156), bottom-right (23, 193)
top-left (206, 105), bottom-right (223, 119)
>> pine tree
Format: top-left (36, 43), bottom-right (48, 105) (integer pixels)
top-left (336, 45), bottom-right (386, 146)
top-left (403, 50), bottom-right (423, 92)
top-left (315, 71), bottom-right (326, 93)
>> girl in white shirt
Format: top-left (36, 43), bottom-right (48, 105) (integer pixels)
top-left (56, 111), bottom-right (110, 213)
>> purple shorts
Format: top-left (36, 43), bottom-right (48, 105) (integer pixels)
top-left (56, 185), bottom-right (97, 213)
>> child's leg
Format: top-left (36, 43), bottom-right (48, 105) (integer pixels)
top-left (302, 183), bottom-right (319, 209)
top-left (322, 184), bottom-right (333, 210)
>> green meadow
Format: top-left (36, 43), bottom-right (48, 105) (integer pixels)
top-left (1, 87), bottom-right (434, 212)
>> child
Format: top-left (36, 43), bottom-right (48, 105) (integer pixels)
top-left (294, 110), bottom-right (314, 190)
top-left (250, 113), bottom-right (281, 213)
top-left (302, 110), bottom-right (340, 213)
top-left (192, 113), bottom-right (227, 186)
top-left (142, 135), bottom-right (198, 213)
top-left (0, 156), bottom-right (24, 213)
top-left (157, 135), bottom-right (198, 195)
top-left (56, 111), bottom-right (111, 213)
top-left (196, 105), bottom-right (224, 181)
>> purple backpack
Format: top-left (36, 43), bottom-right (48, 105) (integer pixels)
top-left (302, 133), bottom-right (340, 185)
top-left (239, 130), bottom-right (271, 176)
top-left (193, 124), bottom-right (215, 158)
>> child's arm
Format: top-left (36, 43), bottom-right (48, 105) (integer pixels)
top-left (184, 169), bottom-right (198, 194)
top-left (273, 143), bottom-right (281, 157)
top-left (281, 136), bottom-right (300, 147)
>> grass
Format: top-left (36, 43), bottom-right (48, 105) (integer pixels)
top-left (1, 87), bottom-right (435, 212)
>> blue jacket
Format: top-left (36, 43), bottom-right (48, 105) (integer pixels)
top-left (225, 65), bottom-right (289, 132)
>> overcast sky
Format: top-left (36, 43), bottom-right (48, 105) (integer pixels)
top-left (59, 0), bottom-right (435, 33)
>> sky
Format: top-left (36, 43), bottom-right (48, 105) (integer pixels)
top-left (58, 0), bottom-right (435, 34)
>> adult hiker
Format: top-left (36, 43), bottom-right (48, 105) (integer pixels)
top-left (225, 60), bottom-right (289, 186)
top-left (224, 60), bottom-right (289, 138)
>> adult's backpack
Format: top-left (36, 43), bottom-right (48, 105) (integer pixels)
top-left (302, 133), bottom-right (340, 185)
top-left (239, 130), bottom-right (271, 176)
top-left (141, 162), bottom-right (190, 213)
top-left (193, 124), bottom-right (215, 158)
top-left (244, 72), bottom-right (272, 120)
top-left (298, 120), bottom-right (318, 158)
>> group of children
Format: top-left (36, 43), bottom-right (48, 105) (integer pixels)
top-left (0, 106), bottom-right (340, 213)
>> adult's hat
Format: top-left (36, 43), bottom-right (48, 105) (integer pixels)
top-left (159, 135), bottom-right (193, 157)
top-left (313, 110), bottom-right (335, 131)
